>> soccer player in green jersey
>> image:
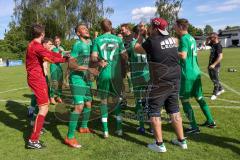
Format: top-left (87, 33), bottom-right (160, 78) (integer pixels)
top-left (128, 25), bottom-right (150, 134)
top-left (64, 24), bottom-right (99, 148)
top-left (92, 19), bottom-right (128, 138)
top-left (174, 19), bottom-right (216, 134)
top-left (49, 36), bottom-right (65, 104)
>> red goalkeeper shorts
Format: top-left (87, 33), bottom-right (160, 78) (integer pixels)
top-left (28, 79), bottom-right (49, 107)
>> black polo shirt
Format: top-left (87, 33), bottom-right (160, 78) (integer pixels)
top-left (142, 34), bottom-right (180, 83)
top-left (208, 43), bottom-right (222, 67)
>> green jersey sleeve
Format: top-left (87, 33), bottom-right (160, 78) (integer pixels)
top-left (71, 42), bottom-right (81, 58)
top-left (92, 39), bottom-right (99, 55)
top-left (178, 37), bottom-right (188, 53)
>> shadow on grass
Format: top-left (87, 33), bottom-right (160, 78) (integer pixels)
top-left (0, 100), bottom-right (31, 145)
top-left (162, 123), bottom-right (240, 155)
top-left (0, 100), bottom-right (67, 145)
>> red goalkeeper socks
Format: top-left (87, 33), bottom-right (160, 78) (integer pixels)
top-left (29, 114), bottom-right (45, 141)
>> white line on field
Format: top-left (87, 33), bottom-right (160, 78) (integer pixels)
top-left (216, 98), bottom-right (240, 104)
top-left (0, 87), bottom-right (28, 94)
top-left (192, 106), bottom-right (240, 109)
top-left (201, 72), bottom-right (240, 96)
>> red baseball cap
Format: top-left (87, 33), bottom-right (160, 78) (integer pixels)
top-left (151, 18), bottom-right (169, 35)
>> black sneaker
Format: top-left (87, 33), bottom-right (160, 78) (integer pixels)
top-left (200, 121), bottom-right (216, 128)
top-left (184, 127), bottom-right (200, 134)
top-left (26, 140), bottom-right (46, 149)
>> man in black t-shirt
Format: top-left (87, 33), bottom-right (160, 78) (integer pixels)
top-left (134, 18), bottom-right (187, 153)
top-left (206, 33), bottom-right (224, 100)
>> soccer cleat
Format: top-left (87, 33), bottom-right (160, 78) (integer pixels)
top-left (26, 140), bottom-right (46, 149)
top-left (147, 142), bottom-right (167, 153)
top-left (184, 127), bottom-right (200, 134)
top-left (171, 139), bottom-right (188, 149)
top-left (64, 137), bottom-right (82, 148)
top-left (103, 131), bottom-right (109, 138)
top-left (216, 89), bottom-right (225, 96)
top-left (50, 98), bottom-right (57, 105)
top-left (79, 128), bottom-right (95, 134)
top-left (27, 106), bottom-right (35, 118)
top-left (137, 127), bottom-right (145, 134)
top-left (200, 121), bottom-right (216, 128)
top-left (210, 95), bottom-right (217, 100)
top-left (56, 97), bottom-right (63, 103)
top-left (115, 129), bottom-right (123, 136)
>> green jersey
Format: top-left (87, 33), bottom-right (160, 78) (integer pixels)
top-left (53, 46), bottom-right (65, 55)
top-left (178, 34), bottom-right (201, 81)
top-left (92, 33), bottom-right (126, 77)
top-left (128, 39), bottom-right (149, 82)
top-left (70, 39), bottom-right (92, 78)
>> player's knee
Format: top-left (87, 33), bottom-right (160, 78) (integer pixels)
top-left (74, 104), bottom-right (83, 113)
top-left (196, 97), bottom-right (206, 106)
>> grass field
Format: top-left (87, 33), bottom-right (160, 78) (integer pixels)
top-left (0, 48), bottom-right (240, 160)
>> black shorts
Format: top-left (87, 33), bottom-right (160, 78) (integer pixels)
top-left (146, 80), bottom-right (180, 117)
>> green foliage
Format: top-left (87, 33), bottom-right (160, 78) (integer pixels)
top-left (0, 22), bottom-right (28, 56)
top-left (188, 24), bottom-right (204, 36)
top-left (204, 25), bottom-right (214, 36)
top-left (2, 0), bottom-right (114, 58)
top-left (155, 0), bottom-right (183, 35)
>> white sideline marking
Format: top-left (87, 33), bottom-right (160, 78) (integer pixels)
top-left (216, 98), bottom-right (240, 104)
top-left (0, 87), bottom-right (28, 94)
top-left (192, 106), bottom-right (240, 109)
top-left (201, 72), bottom-right (240, 96)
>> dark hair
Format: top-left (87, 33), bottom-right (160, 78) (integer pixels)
top-left (41, 38), bottom-right (53, 44)
top-left (54, 36), bottom-right (61, 40)
top-left (210, 32), bottom-right (218, 38)
top-left (31, 23), bottom-right (45, 39)
top-left (101, 19), bottom-right (112, 32)
top-left (176, 18), bottom-right (189, 31)
top-left (75, 23), bottom-right (87, 33)
top-left (121, 23), bottom-right (130, 29)
top-left (132, 25), bottom-right (140, 34)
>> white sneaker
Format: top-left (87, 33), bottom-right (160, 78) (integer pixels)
top-left (216, 89), bottom-right (225, 96)
top-left (147, 142), bottom-right (167, 153)
top-left (211, 95), bottom-right (217, 100)
top-left (103, 131), bottom-right (109, 138)
top-left (171, 139), bottom-right (188, 149)
top-left (115, 130), bottom-right (123, 136)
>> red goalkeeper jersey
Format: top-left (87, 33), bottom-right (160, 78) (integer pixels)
top-left (26, 40), bottom-right (66, 106)
top-left (26, 40), bottom-right (66, 81)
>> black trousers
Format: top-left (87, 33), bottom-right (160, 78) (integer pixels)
top-left (208, 67), bottom-right (223, 94)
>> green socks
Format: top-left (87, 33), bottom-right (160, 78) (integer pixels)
top-left (67, 111), bottom-right (80, 139)
top-left (135, 100), bottom-right (144, 128)
top-left (114, 103), bottom-right (122, 131)
top-left (100, 104), bottom-right (108, 132)
top-left (197, 98), bottom-right (214, 123)
top-left (81, 107), bottom-right (91, 128)
top-left (182, 101), bottom-right (198, 129)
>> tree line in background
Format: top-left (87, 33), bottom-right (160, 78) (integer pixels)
top-left (0, 0), bottom-right (237, 59)
top-left (0, 0), bottom-right (113, 59)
